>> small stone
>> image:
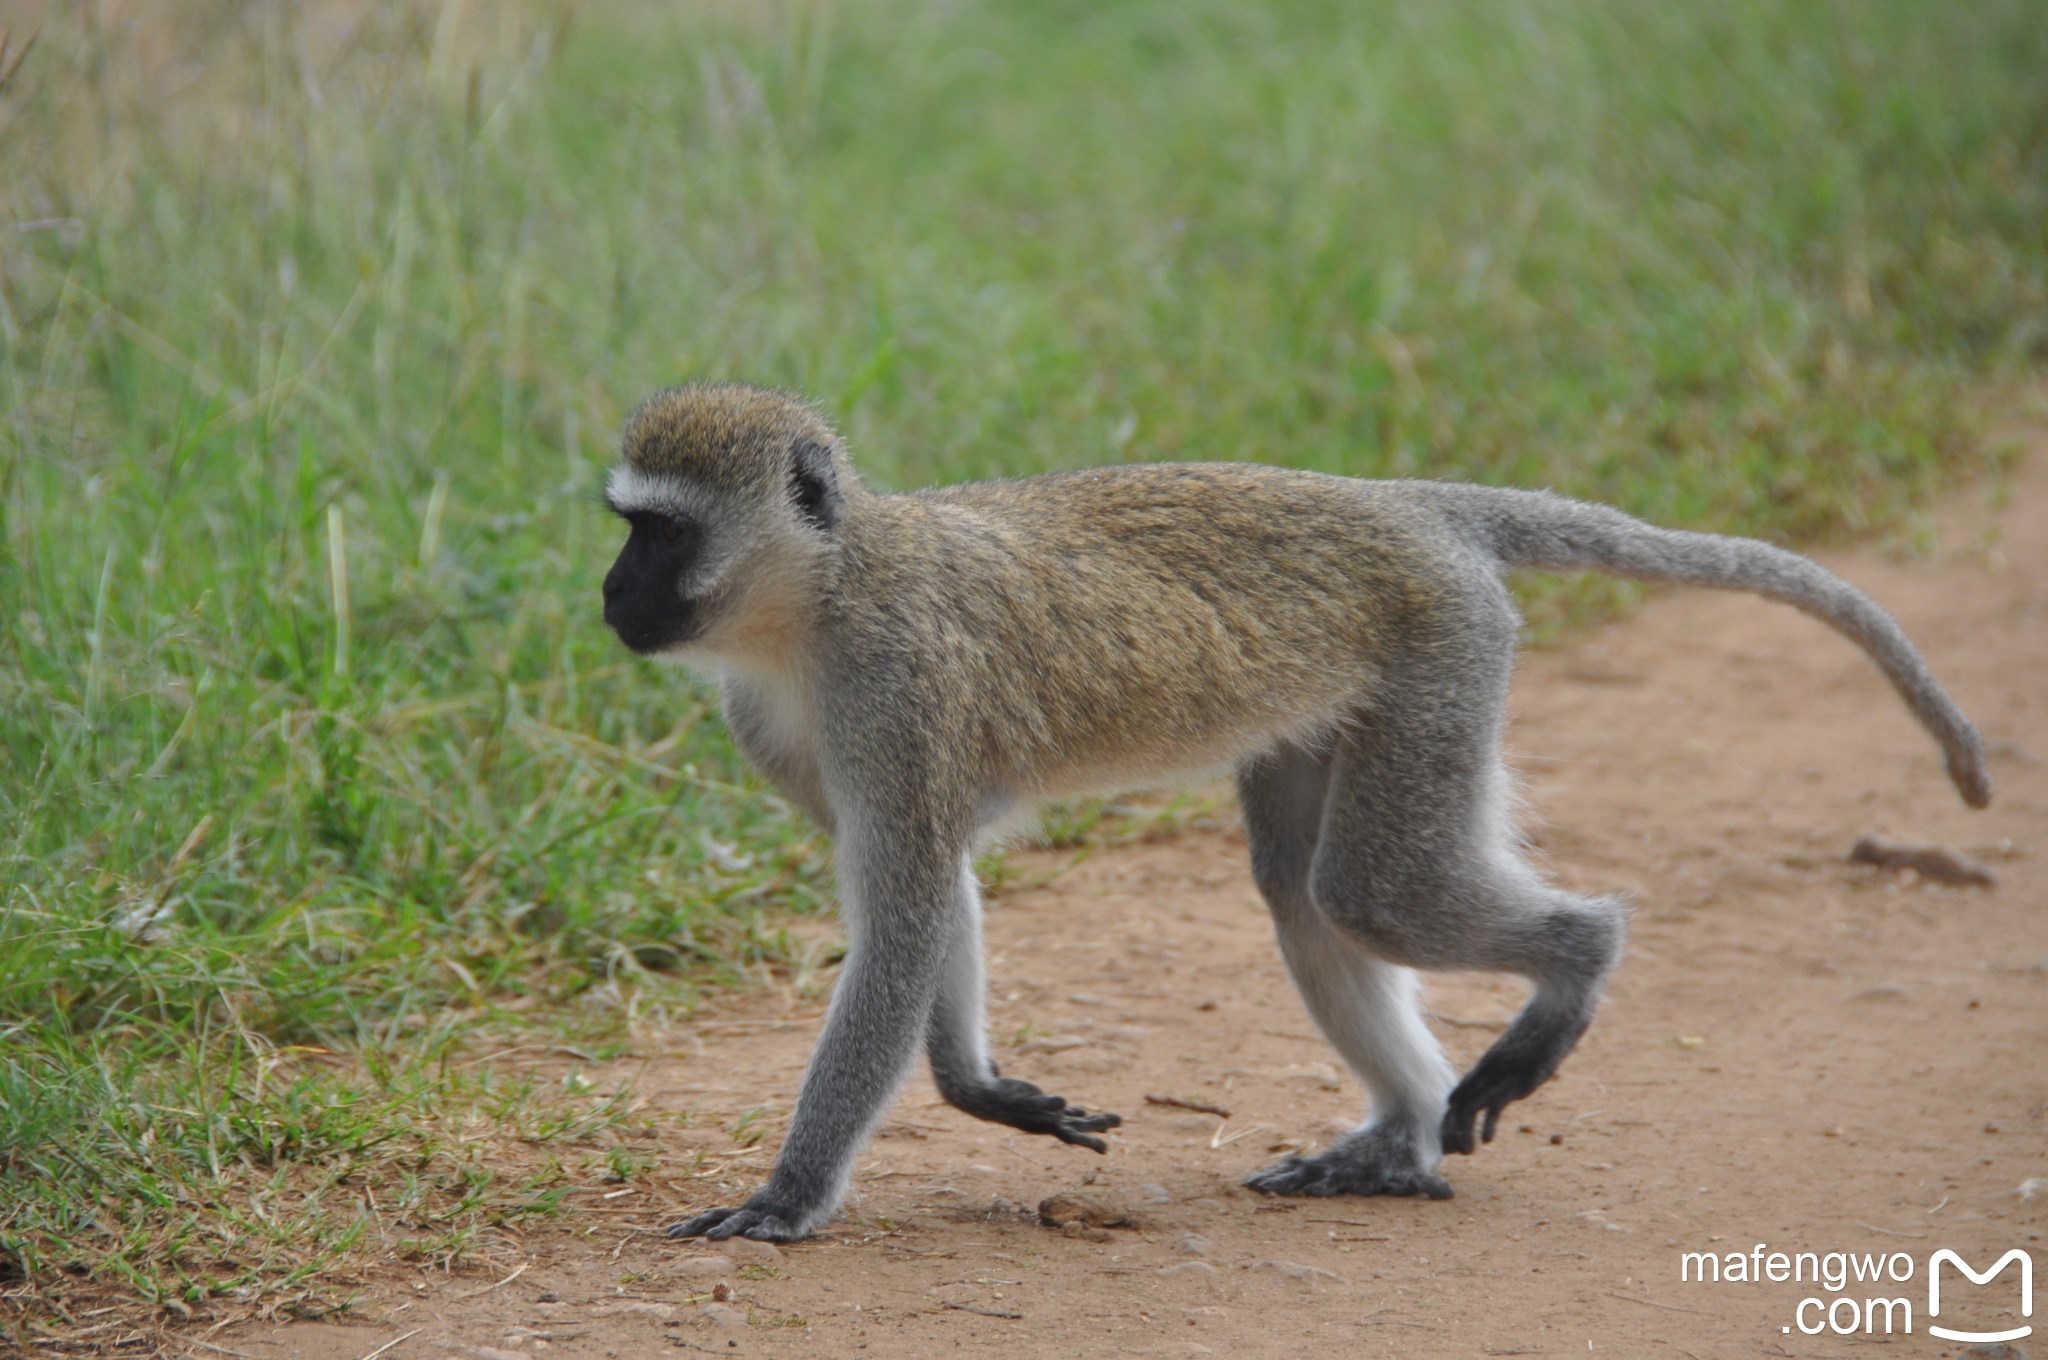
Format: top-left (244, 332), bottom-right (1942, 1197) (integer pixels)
top-left (469, 1349), bottom-right (532, 1360)
top-left (1251, 1259), bottom-right (1342, 1287)
top-left (1177, 1232), bottom-right (1213, 1256)
top-left (1137, 1183), bottom-right (1172, 1205)
top-left (726, 1237), bottom-right (783, 1264)
top-left (1958, 1344), bottom-right (2030, 1360)
top-left (669, 1254), bottom-right (736, 1280)
top-left (598, 1300), bottom-right (675, 1318)
top-left (1160, 1261), bottom-right (1217, 1278)
top-left (699, 1302), bottom-right (748, 1330)
top-left (1278, 1062), bottom-right (1342, 1091)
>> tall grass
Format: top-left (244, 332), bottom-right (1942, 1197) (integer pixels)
top-left (2, 0), bottom-right (2044, 1325)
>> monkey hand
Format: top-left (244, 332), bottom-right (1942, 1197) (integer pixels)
top-left (944, 1068), bottom-right (1122, 1152)
top-left (665, 1190), bottom-right (814, 1244)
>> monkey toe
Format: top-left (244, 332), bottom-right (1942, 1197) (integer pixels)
top-left (1246, 1149), bottom-right (1452, 1200)
top-left (666, 1194), bottom-right (812, 1243)
top-left (666, 1207), bottom-right (738, 1239)
top-left (1439, 1098), bottom-right (1494, 1157)
top-left (1442, 1007), bottom-right (1591, 1155)
top-left (710, 1209), bottom-right (806, 1242)
top-left (1441, 1056), bottom-right (1550, 1156)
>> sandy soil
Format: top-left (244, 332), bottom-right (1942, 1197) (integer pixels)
top-left (239, 451), bottom-right (2045, 1360)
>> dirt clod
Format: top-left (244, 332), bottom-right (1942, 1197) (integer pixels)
top-left (1038, 1193), bottom-right (1139, 1235)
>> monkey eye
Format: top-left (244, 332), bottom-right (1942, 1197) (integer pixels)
top-left (658, 518), bottom-right (684, 544)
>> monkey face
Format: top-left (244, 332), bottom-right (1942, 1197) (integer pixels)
top-left (602, 510), bottom-right (704, 654)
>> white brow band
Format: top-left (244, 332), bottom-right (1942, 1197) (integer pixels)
top-left (606, 465), bottom-right (696, 519)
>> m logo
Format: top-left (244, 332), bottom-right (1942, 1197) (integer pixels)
top-left (1928, 1248), bottom-right (2033, 1344)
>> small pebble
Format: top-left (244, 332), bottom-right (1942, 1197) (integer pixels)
top-left (1251, 1259), bottom-right (1342, 1286)
top-left (727, 1237), bottom-right (783, 1264)
top-left (699, 1302), bottom-right (748, 1330)
top-left (1160, 1261), bottom-right (1218, 1278)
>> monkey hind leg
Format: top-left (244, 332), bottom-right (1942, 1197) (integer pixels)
top-left (1306, 644), bottom-right (1627, 1160)
top-left (1431, 880), bottom-right (1625, 1154)
top-left (1237, 746), bottom-right (1457, 1200)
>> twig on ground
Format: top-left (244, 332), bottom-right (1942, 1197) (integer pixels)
top-left (1848, 835), bottom-right (1996, 886)
top-left (453, 1262), bottom-right (529, 1298)
top-left (1143, 1093), bottom-right (1232, 1117)
top-left (1608, 1291), bottom-right (1703, 1315)
top-left (350, 1330), bottom-right (420, 1360)
top-left (939, 1300), bottom-right (1022, 1319)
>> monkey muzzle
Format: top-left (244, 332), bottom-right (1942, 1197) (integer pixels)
top-left (602, 560), bottom-right (700, 654)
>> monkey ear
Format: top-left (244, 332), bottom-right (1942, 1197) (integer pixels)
top-left (788, 438), bottom-right (842, 532)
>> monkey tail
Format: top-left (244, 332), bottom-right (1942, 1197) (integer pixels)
top-left (1424, 483), bottom-right (1992, 809)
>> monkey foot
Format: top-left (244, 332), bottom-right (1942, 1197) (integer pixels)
top-left (1245, 1136), bottom-right (1453, 1200)
top-left (1442, 1050), bottom-right (1568, 1155)
top-left (666, 1195), bottom-right (812, 1243)
top-left (1440, 1013), bottom-right (1590, 1155)
top-left (947, 1071), bottom-right (1122, 1152)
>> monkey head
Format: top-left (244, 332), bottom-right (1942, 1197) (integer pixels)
top-left (601, 383), bottom-right (851, 660)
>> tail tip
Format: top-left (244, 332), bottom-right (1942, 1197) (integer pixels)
top-left (1950, 757), bottom-right (1994, 810)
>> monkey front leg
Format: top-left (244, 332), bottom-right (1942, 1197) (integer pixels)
top-left (667, 846), bottom-right (956, 1243)
top-left (925, 856), bottom-right (1122, 1151)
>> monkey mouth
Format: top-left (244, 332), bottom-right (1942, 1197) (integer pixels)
top-left (604, 604), bottom-right (701, 655)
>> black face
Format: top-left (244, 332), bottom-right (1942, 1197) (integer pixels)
top-left (602, 512), bottom-right (702, 653)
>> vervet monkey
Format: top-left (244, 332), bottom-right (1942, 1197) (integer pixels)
top-left (599, 383), bottom-right (1990, 1242)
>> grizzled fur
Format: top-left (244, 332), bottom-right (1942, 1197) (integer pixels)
top-left (597, 383), bottom-right (1990, 1242)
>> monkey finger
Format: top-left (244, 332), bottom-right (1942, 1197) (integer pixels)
top-left (989, 1077), bottom-right (1068, 1113)
top-left (1052, 1124), bottom-right (1112, 1153)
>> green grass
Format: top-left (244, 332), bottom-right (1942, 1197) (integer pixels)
top-left (2, 0), bottom-right (2045, 1330)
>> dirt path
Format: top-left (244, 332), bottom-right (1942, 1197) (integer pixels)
top-left (245, 452), bottom-right (2046, 1360)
